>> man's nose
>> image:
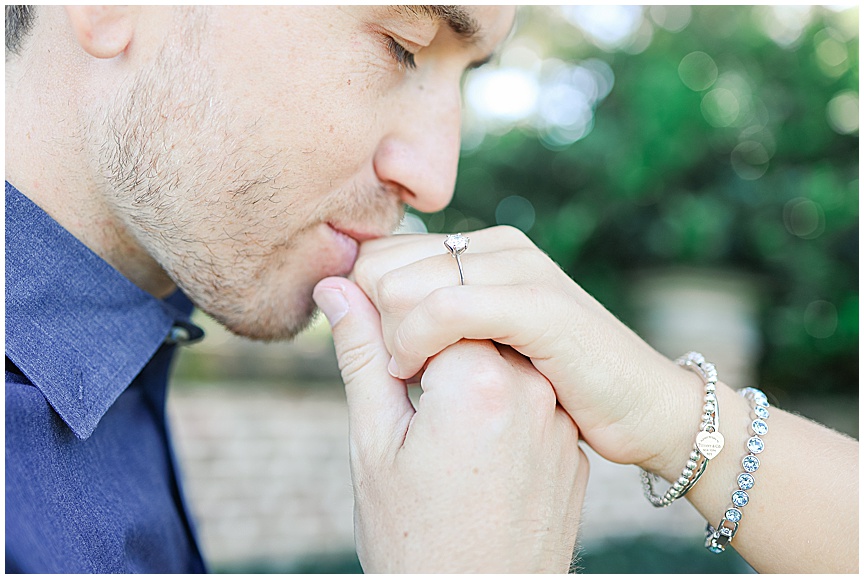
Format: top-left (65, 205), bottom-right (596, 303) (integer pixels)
top-left (373, 85), bottom-right (462, 214)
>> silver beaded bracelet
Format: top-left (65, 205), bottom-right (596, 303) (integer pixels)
top-left (705, 387), bottom-right (770, 554)
top-left (641, 352), bottom-right (725, 507)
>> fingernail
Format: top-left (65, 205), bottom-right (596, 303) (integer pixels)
top-left (387, 357), bottom-right (400, 378)
top-left (313, 285), bottom-right (349, 327)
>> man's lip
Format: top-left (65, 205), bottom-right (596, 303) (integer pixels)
top-left (327, 223), bottom-right (387, 242)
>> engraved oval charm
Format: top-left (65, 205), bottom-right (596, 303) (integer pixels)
top-left (696, 430), bottom-right (725, 460)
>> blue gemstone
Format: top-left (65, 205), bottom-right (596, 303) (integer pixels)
top-left (742, 455), bottom-right (760, 472)
top-left (755, 405), bottom-right (770, 419)
top-left (725, 508), bottom-right (742, 523)
top-left (747, 436), bottom-right (765, 454)
top-left (752, 419), bottom-right (768, 435)
top-left (737, 473), bottom-right (755, 490)
top-left (732, 490), bottom-right (749, 507)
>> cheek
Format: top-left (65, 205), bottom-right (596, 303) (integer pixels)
top-left (259, 79), bottom-right (387, 187)
top-left (203, 15), bottom-right (394, 186)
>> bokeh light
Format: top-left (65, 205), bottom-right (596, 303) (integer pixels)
top-left (783, 198), bottom-right (826, 239)
top-left (647, 5), bottom-right (692, 32)
top-left (701, 88), bottom-right (739, 127)
top-left (803, 300), bottom-right (838, 339)
top-left (826, 90), bottom-right (859, 134)
top-left (755, 5), bottom-right (814, 48)
top-left (465, 67), bottom-right (539, 123)
top-left (815, 27), bottom-right (851, 77)
top-left (560, 6), bottom-right (644, 51)
top-left (495, 195), bottom-right (536, 233)
top-left (731, 141), bottom-right (771, 181)
top-left (462, 45), bottom-right (616, 150)
top-left (678, 51), bottom-right (718, 92)
top-left (536, 59), bottom-right (606, 148)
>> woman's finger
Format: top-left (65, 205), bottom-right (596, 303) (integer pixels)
top-left (352, 226), bottom-right (538, 301)
top-left (387, 283), bottom-right (579, 380)
top-left (359, 247), bottom-right (574, 328)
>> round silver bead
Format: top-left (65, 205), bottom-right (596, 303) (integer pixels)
top-left (686, 460), bottom-right (698, 470)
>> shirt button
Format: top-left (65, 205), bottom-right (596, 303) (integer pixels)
top-left (164, 321), bottom-right (205, 345)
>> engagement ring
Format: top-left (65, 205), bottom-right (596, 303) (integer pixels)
top-left (444, 233), bottom-right (469, 285)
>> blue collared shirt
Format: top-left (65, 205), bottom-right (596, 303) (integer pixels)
top-left (5, 182), bottom-right (207, 573)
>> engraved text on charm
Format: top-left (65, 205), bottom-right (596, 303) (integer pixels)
top-left (695, 430), bottom-right (725, 460)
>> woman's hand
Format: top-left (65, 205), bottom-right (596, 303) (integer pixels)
top-left (349, 226), bottom-right (858, 573)
top-left (351, 226), bottom-right (706, 481)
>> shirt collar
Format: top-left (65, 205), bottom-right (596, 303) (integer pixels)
top-left (5, 182), bottom-right (202, 440)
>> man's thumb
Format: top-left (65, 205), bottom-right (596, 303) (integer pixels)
top-left (313, 277), bottom-right (414, 448)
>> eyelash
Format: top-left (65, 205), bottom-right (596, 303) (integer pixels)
top-left (386, 36), bottom-right (417, 70)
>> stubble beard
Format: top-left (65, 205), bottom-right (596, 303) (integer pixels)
top-left (92, 8), bottom-right (403, 341)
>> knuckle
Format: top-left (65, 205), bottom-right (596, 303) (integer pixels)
top-left (470, 357), bottom-right (512, 391)
top-left (490, 224), bottom-right (530, 246)
top-left (392, 322), bottom-right (425, 363)
top-left (423, 287), bottom-right (462, 322)
top-left (510, 246), bottom-right (556, 274)
top-left (351, 253), bottom-right (377, 293)
top-left (462, 358), bottom-right (514, 415)
top-left (375, 269), bottom-right (411, 315)
top-left (336, 341), bottom-right (381, 378)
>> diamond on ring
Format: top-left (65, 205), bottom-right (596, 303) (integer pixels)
top-left (444, 233), bottom-right (469, 285)
top-left (444, 233), bottom-right (469, 255)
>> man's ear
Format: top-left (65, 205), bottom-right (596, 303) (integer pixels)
top-left (65, 6), bottom-right (138, 59)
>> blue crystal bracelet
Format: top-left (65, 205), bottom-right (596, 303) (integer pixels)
top-left (705, 387), bottom-right (770, 554)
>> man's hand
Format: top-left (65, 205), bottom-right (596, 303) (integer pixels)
top-left (313, 276), bottom-right (589, 573)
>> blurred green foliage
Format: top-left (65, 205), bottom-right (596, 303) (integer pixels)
top-left (420, 6), bottom-right (858, 399)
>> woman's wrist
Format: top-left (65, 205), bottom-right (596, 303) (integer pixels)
top-left (634, 355), bottom-right (722, 482)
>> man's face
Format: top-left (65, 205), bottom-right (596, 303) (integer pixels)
top-left (93, 6), bottom-right (515, 340)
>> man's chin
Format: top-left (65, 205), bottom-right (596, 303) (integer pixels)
top-left (206, 299), bottom-right (320, 343)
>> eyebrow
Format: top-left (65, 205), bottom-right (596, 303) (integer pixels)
top-left (393, 5), bottom-right (482, 42)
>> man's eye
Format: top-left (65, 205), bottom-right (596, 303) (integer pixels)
top-left (386, 37), bottom-right (416, 70)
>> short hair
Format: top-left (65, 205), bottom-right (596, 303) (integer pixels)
top-left (6, 5), bottom-right (36, 57)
